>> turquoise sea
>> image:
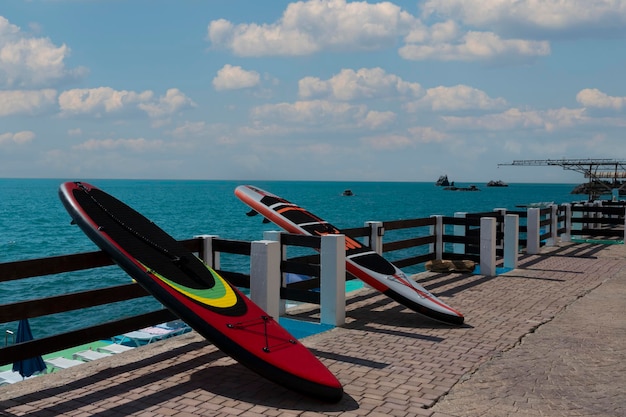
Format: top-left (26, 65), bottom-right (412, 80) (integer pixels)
top-left (1, 179), bottom-right (583, 340)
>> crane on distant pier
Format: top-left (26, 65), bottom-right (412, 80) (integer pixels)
top-left (498, 158), bottom-right (626, 200)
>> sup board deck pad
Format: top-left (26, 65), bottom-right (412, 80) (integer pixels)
top-left (58, 181), bottom-right (343, 403)
top-left (235, 185), bottom-right (464, 326)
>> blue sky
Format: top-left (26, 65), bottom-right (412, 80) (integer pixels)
top-left (1, 0), bottom-right (625, 183)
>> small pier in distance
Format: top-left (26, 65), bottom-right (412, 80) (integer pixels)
top-left (499, 158), bottom-right (626, 200)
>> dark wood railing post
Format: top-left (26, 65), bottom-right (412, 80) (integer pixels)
top-left (453, 212), bottom-right (467, 256)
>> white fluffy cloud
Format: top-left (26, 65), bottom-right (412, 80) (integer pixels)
top-left (251, 100), bottom-right (369, 126)
top-left (361, 110), bottom-right (396, 129)
top-left (248, 98), bottom-right (396, 132)
top-left (213, 65), bottom-right (261, 91)
top-left (406, 85), bottom-right (507, 111)
top-left (0, 130), bottom-right (35, 145)
top-left (138, 88), bottom-right (196, 118)
top-left (421, 0), bottom-right (626, 36)
top-left (400, 30), bottom-right (550, 62)
top-left (360, 126), bottom-right (448, 151)
top-left (576, 88), bottom-right (625, 110)
top-left (207, 0), bottom-right (625, 64)
top-left (0, 16), bottom-right (87, 87)
top-left (73, 137), bottom-right (166, 152)
top-left (58, 87), bottom-right (153, 115)
top-left (299, 67), bottom-right (423, 100)
top-left (58, 87), bottom-right (194, 118)
top-left (0, 89), bottom-right (57, 116)
top-left (207, 0), bottom-right (415, 56)
top-left (408, 126), bottom-right (448, 143)
top-left (443, 107), bottom-right (588, 131)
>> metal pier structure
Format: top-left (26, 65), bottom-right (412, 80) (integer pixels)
top-left (498, 158), bottom-right (626, 200)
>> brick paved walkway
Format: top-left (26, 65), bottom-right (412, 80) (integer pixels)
top-left (1, 242), bottom-right (624, 416)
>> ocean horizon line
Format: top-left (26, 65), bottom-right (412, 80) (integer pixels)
top-left (0, 177), bottom-right (582, 185)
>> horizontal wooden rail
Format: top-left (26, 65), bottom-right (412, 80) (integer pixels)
top-left (392, 253), bottom-right (435, 269)
top-left (216, 270), bottom-right (250, 288)
top-left (342, 226), bottom-right (369, 239)
top-left (383, 217), bottom-right (435, 230)
top-left (281, 260), bottom-right (320, 277)
top-left (0, 251), bottom-right (113, 283)
top-left (280, 287), bottom-right (320, 304)
top-left (383, 235), bottom-right (435, 252)
top-left (571, 217), bottom-right (624, 225)
top-left (212, 238), bottom-right (251, 255)
top-left (0, 283), bottom-right (148, 322)
top-left (280, 233), bottom-right (322, 248)
top-left (571, 206), bottom-right (625, 215)
top-left (442, 217), bottom-right (481, 226)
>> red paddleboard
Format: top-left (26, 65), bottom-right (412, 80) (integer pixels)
top-left (59, 181), bottom-right (343, 402)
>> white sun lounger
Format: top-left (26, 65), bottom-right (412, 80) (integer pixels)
top-left (44, 357), bottom-right (84, 372)
top-left (0, 370), bottom-right (26, 386)
top-left (115, 323), bottom-right (189, 347)
top-left (97, 343), bottom-right (134, 354)
top-left (72, 350), bottom-right (111, 362)
top-left (115, 330), bottom-right (165, 346)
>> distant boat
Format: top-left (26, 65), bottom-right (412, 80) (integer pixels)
top-left (435, 175), bottom-right (450, 186)
top-left (342, 189), bottom-right (354, 196)
top-left (444, 185), bottom-right (480, 192)
top-left (487, 180), bottom-right (508, 187)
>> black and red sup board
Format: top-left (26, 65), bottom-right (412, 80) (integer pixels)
top-left (235, 185), bottom-right (464, 325)
top-left (58, 181), bottom-right (343, 402)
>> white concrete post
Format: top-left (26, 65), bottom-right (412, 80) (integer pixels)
top-left (561, 204), bottom-right (572, 242)
top-left (263, 230), bottom-right (283, 241)
top-left (480, 217), bottom-right (497, 277)
top-left (194, 235), bottom-right (220, 269)
top-left (366, 221), bottom-right (384, 255)
top-left (547, 204), bottom-right (558, 246)
top-left (320, 234), bottom-right (346, 326)
top-left (430, 215), bottom-right (443, 259)
top-left (453, 212), bottom-right (467, 254)
top-left (527, 208), bottom-right (541, 255)
top-left (250, 240), bottom-right (281, 319)
top-left (503, 214), bottom-right (519, 269)
top-left (263, 231), bottom-right (287, 314)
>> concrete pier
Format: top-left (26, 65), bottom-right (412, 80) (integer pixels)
top-left (1, 241), bottom-right (624, 417)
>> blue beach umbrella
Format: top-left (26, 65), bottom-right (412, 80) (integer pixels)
top-left (12, 319), bottom-right (46, 378)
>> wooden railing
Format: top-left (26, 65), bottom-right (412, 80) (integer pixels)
top-left (570, 205), bottom-right (626, 239)
top-left (2, 202), bottom-right (624, 366)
